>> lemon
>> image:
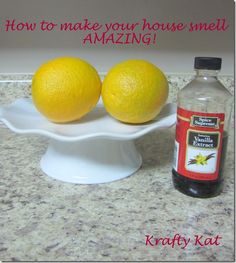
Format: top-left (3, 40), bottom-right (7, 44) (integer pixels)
top-left (32, 57), bottom-right (101, 123)
top-left (102, 59), bottom-right (169, 124)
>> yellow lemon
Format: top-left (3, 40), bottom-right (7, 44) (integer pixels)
top-left (102, 59), bottom-right (169, 124)
top-left (32, 57), bottom-right (101, 123)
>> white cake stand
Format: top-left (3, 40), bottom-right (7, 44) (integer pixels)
top-left (0, 99), bottom-right (176, 184)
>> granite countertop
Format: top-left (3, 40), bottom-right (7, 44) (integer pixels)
top-left (0, 74), bottom-right (234, 261)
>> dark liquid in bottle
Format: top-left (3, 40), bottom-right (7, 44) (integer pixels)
top-left (172, 132), bottom-right (228, 198)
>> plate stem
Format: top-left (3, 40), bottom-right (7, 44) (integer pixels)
top-left (40, 138), bottom-right (142, 184)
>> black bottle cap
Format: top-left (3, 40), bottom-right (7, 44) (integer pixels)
top-left (194, 57), bottom-right (222, 70)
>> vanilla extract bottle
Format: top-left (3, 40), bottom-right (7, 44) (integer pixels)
top-left (172, 57), bottom-right (233, 198)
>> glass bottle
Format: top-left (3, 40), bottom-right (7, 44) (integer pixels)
top-left (172, 57), bottom-right (233, 198)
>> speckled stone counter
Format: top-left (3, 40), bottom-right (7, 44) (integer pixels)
top-left (0, 74), bottom-right (234, 261)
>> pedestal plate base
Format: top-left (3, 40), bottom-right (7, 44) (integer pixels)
top-left (40, 139), bottom-right (142, 184)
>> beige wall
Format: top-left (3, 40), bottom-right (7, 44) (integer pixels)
top-left (0, 0), bottom-right (234, 74)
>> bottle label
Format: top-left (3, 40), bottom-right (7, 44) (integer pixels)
top-left (173, 107), bottom-right (225, 181)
